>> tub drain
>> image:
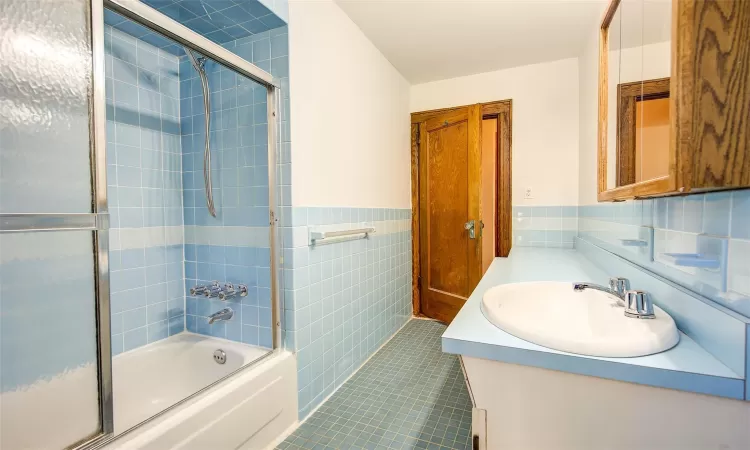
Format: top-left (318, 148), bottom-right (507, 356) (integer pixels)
top-left (213, 349), bottom-right (226, 364)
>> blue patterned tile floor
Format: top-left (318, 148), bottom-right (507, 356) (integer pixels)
top-left (278, 320), bottom-right (473, 450)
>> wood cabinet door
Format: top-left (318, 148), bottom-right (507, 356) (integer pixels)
top-left (418, 105), bottom-right (482, 324)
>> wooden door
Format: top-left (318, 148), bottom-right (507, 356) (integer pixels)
top-left (418, 105), bottom-right (482, 324)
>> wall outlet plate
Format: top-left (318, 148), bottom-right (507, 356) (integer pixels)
top-left (524, 187), bottom-right (534, 199)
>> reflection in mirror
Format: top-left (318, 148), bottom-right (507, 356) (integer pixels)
top-left (636, 0), bottom-right (672, 185)
top-left (606, 3), bottom-right (622, 190)
top-left (607, 0), bottom-right (672, 188)
top-left (637, 93), bottom-right (669, 182)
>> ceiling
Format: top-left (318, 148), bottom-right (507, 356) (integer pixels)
top-left (104, 0), bottom-right (286, 56)
top-left (335, 0), bottom-right (608, 84)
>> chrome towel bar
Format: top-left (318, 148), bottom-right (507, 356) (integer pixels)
top-left (309, 227), bottom-right (375, 246)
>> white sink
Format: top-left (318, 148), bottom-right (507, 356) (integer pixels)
top-left (481, 281), bottom-right (680, 357)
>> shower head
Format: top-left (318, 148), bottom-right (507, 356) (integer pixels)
top-left (185, 48), bottom-right (207, 72)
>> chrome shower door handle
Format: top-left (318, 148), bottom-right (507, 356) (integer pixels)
top-left (464, 220), bottom-right (476, 239)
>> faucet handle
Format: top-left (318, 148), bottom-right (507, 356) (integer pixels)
top-left (218, 283), bottom-right (237, 301)
top-left (624, 290), bottom-right (655, 319)
top-left (609, 277), bottom-right (630, 299)
top-left (204, 284), bottom-right (222, 298)
top-left (190, 285), bottom-right (207, 296)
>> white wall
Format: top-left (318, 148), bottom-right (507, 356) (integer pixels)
top-left (578, 19), bottom-right (601, 206)
top-left (410, 58), bottom-right (580, 206)
top-left (288, 0), bottom-right (411, 208)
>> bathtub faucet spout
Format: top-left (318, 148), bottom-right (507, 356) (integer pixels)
top-left (208, 307), bottom-right (234, 324)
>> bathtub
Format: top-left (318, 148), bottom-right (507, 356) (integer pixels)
top-left (113, 333), bottom-right (270, 433)
top-left (1, 332), bottom-right (297, 450)
top-left (106, 332), bottom-right (298, 449)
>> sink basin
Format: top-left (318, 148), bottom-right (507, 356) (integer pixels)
top-left (481, 281), bottom-right (679, 357)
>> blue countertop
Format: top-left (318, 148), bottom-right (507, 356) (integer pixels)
top-left (442, 247), bottom-right (746, 399)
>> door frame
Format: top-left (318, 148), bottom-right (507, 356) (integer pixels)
top-left (410, 100), bottom-right (513, 316)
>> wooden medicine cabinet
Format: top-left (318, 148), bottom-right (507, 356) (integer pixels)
top-left (598, 0), bottom-right (750, 201)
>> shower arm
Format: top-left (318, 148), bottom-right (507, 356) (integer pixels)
top-left (186, 49), bottom-right (217, 218)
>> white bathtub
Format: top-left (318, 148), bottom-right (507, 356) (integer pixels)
top-left (107, 333), bottom-right (298, 449)
top-left (113, 333), bottom-right (270, 433)
top-left (1, 333), bottom-right (297, 450)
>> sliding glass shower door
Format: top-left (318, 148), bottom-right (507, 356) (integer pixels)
top-left (1, 0), bottom-right (284, 446)
top-left (0, 0), bottom-right (112, 448)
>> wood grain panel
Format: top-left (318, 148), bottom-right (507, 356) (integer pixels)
top-left (467, 105), bottom-right (483, 291)
top-left (674, 0), bottom-right (750, 189)
top-left (597, 3), bottom-right (613, 196)
top-left (412, 100), bottom-right (512, 323)
top-left (425, 109), bottom-right (469, 132)
top-left (411, 106), bottom-right (463, 124)
top-left (411, 123), bottom-right (421, 316)
top-left (617, 82), bottom-right (638, 186)
top-left (427, 119), bottom-right (469, 295)
top-left (418, 121), bottom-right (430, 316)
top-left (496, 109), bottom-right (512, 257)
top-left (482, 102), bottom-right (510, 116)
top-left (598, 176), bottom-right (673, 201)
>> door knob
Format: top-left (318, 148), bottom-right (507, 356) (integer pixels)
top-left (464, 220), bottom-right (476, 239)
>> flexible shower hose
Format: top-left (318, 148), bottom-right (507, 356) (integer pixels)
top-left (185, 49), bottom-right (217, 218)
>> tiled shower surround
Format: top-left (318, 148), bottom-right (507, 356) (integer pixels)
top-left (105, 14), bottom-right (289, 354)
top-left (105, 25), bottom-right (186, 355)
top-left (104, 7), bottom-right (414, 422)
top-left (180, 27), bottom-right (289, 346)
top-left (579, 189), bottom-right (750, 318)
top-left (282, 207), bottom-right (413, 419)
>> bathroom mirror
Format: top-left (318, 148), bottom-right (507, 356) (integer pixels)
top-left (604, 0), bottom-right (672, 192)
top-left (598, 0), bottom-right (750, 201)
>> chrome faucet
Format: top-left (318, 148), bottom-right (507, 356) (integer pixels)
top-left (190, 281), bottom-right (221, 297)
top-left (623, 290), bottom-right (655, 319)
top-left (218, 283), bottom-right (249, 301)
top-left (573, 277), bottom-right (630, 304)
top-left (204, 281), bottom-right (222, 298)
top-left (191, 282), bottom-right (248, 300)
top-left (207, 307), bottom-right (234, 324)
top-left (573, 277), bottom-right (655, 319)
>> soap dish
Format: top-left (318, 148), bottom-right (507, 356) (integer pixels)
top-left (661, 253), bottom-right (720, 269)
top-left (619, 239), bottom-right (648, 247)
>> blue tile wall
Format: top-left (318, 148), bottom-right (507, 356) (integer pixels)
top-left (184, 244), bottom-right (272, 346)
top-left (179, 46), bottom-right (269, 228)
top-left (179, 27), bottom-right (288, 345)
top-left (512, 206), bottom-right (578, 248)
top-left (104, 2), bottom-right (288, 354)
top-left (579, 189), bottom-right (750, 318)
top-left (282, 207), bottom-right (413, 419)
top-left (105, 24), bottom-right (186, 355)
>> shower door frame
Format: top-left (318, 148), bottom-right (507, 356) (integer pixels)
top-left (77, 0), bottom-right (284, 448)
top-left (0, 0), bottom-right (113, 448)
